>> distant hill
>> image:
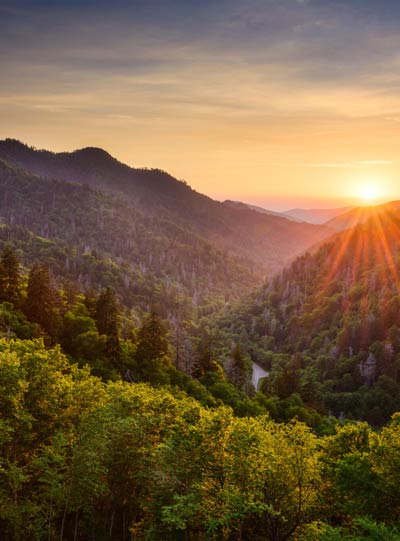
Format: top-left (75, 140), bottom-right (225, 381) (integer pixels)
top-left (284, 206), bottom-right (354, 224)
top-left (326, 200), bottom-right (400, 231)
top-left (224, 200), bottom-right (302, 222)
top-left (0, 139), bottom-right (333, 274)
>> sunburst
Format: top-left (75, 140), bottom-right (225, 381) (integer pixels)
top-left (358, 183), bottom-right (381, 204)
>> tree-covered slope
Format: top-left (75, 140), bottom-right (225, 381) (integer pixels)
top-left (0, 159), bottom-right (256, 319)
top-left (326, 200), bottom-right (400, 231)
top-left (216, 208), bottom-right (400, 424)
top-left (0, 139), bottom-right (333, 273)
top-left (2, 338), bottom-right (400, 541)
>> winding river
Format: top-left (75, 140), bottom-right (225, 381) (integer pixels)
top-left (251, 363), bottom-right (269, 390)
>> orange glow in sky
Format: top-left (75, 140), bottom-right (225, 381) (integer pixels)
top-left (1, 0), bottom-right (400, 210)
top-left (357, 184), bottom-right (382, 204)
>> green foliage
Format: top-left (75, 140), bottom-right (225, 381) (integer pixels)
top-left (0, 246), bottom-right (21, 305)
top-left (215, 210), bottom-right (400, 425)
top-left (95, 287), bottom-right (121, 368)
top-left (133, 310), bottom-right (171, 384)
top-left (301, 518), bottom-right (400, 540)
top-left (0, 302), bottom-right (36, 339)
top-left (0, 158), bottom-right (260, 326)
top-left (229, 343), bottom-right (248, 390)
top-left (1, 339), bottom-right (400, 540)
top-left (24, 263), bottom-right (61, 341)
top-left (61, 302), bottom-right (106, 361)
top-left (3, 141), bottom-right (400, 539)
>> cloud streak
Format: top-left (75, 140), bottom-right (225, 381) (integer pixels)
top-left (1, 0), bottom-right (400, 205)
top-left (251, 160), bottom-right (395, 169)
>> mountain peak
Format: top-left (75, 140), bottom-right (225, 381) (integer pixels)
top-left (0, 138), bottom-right (32, 152)
top-left (72, 146), bottom-right (114, 161)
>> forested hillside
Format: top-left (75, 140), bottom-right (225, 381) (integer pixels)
top-left (0, 245), bottom-right (271, 416)
top-left (0, 159), bottom-right (256, 321)
top-left (326, 200), bottom-right (400, 231)
top-left (3, 0), bottom-right (400, 537)
top-left (0, 139), bottom-right (332, 272)
top-left (2, 338), bottom-right (400, 541)
top-left (215, 208), bottom-right (400, 424)
top-left (2, 139), bottom-right (400, 540)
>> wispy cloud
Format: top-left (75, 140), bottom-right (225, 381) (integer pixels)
top-left (1, 0), bottom-right (400, 204)
top-left (2, 0), bottom-right (400, 121)
top-left (250, 160), bottom-right (395, 169)
top-left (303, 160), bottom-right (395, 168)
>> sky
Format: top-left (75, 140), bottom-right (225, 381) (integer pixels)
top-left (1, 0), bottom-right (400, 210)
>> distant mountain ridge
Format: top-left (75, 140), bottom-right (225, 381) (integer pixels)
top-left (0, 138), bottom-right (333, 274)
top-left (224, 199), bottom-right (355, 225)
top-left (223, 200), bottom-right (303, 222)
top-left (284, 206), bottom-right (354, 224)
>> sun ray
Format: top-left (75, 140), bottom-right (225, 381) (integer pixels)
top-left (322, 206), bottom-right (364, 292)
top-left (372, 211), bottom-right (400, 296)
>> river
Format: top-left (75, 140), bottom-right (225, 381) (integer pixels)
top-left (252, 362), bottom-right (269, 390)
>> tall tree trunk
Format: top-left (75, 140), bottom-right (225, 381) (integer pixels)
top-left (74, 509), bottom-right (79, 541)
top-left (109, 508), bottom-right (115, 539)
top-left (60, 495), bottom-right (70, 541)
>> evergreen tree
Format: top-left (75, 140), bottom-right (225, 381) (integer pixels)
top-left (134, 310), bottom-right (169, 382)
top-left (230, 344), bottom-right (247, 390)
top-left (0, 262), bottom-right (7, 302)
top-left (192, 331), bottom-right (218, 378)
top-left (84, 288), bottom-right (98, 319)
top-left (95, 287), bottom-right (121, 366)
top-left (0, 246), bottom-right (21, 304)
top-left (25, 264), bottom-right (61, 339)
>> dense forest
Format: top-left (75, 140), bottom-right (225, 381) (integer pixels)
top-left (2, 339), bottom-right (400, 540)
top-left (215, 209), bottom-right (400, 425)
top-left (0, 246), bottom-right (272, 415)
top-left (1, 140), bottom-right (400, 540)
top-left (0, 159), bottom-right (256, 318)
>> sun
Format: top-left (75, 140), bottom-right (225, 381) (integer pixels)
top-left (358, 183), bottom-right (381, 204)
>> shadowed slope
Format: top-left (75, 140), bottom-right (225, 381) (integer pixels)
top-left (0, 139), bottom-right (333, 273)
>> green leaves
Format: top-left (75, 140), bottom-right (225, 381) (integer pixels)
top-left (1, 337), bottom-right (400, 540)
top-left (24, 264), bottom-right (61, 341)
top-left (0, 246), bottom-right (21, 305)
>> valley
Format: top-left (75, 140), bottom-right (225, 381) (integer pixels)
top-left (3, 0), bottom-right (400, 538)
top-left (1, 139), bottom-right (400, 540)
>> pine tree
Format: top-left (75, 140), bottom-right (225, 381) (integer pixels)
top-left (134, 310), bottom-right (169, 382)
top-left (0, 246), bottom-right (21, 304)
top-left (135, 311), bottom-right (168, 364)
top-left (83, 288), bottom-right (98, 319)
top-left (230, 344), bottom-right (247, 390)
top-left (25, 264), bottom-right (61, 339)
top-left (0, 262), bottom-right (8, 302)
top-left (192, 332), bottom-right (216, 378)
top-left (95, 288), bottom-right (121, 366)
